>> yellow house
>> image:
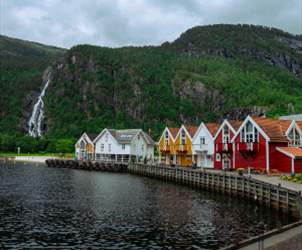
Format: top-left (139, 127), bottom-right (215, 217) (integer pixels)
top-left (158, 127), bottom-right (179, 165)
top-left (174, 125), bottom-right (198, 167)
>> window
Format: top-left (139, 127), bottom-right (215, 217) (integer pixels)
top-left (288, 127), bottom-right (301, 146)
top-left (100, 144), bottom-right (104, 152)
top-left (216, 153), bottom-right (221, 162)
top-left (246, 121), bottom-right (253, 142)
top-left (108, 144), bottom-right (111, 152)
top-left (165, 131), bottom-right (169, 145)
top-left (222, 125), bottom-right (230, 143)
top-left (200, 137), bottom-right (206, 146)
top-left (138, 134), bottom-right (140, 140)
top-left (105, 133), bottom-right (108, 142)
top-left (141, 145), bottom-right (144, 152)
top-left (122, 144), bottom-right (125, 150)
top-left (181, 130), bottom-right (186, 145)
top-left (241, 121), bottom-right (258, 143)
top-left (80, 140), bottom-right (85, 149)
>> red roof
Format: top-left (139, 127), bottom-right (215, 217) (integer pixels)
top-left (277, 147), bottom-right (302, 159)
top-left (184, 125), bottom-right (199, 138)
top-left (205, 123), bottom-right (220, 136)
top-left (296, 121), bottom-right (302, 131)
top-left (252, 117), bottom-right (292, 142)
top-left (228, 120), bottom-right (242, 131)
top-left (168, 127), bottom-right (179, 139)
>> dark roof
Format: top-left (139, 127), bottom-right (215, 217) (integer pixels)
top-left (107, 129), bottom-right (155, 145)
top-left (86, 133), bottom-right (98, 141)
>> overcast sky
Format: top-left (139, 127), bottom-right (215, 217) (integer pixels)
top-left (1, 0), bottom-right (301, 48)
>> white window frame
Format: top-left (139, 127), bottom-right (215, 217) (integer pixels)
top-left (100, 144), bottom-right (104, 152)
top-left (222, 125), bottom-right (230, 143)
top-left (181, 130), bottom-right (186, 145)
top-left (165, 131), bottom-right (169, 145)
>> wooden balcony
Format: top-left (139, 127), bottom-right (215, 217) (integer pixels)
top-left (238, 142), bottom-right (259, 152)
top-left (216, 143), bottom-right (233, 152)
top-left (159, 144), bottom-right (172, 153)
top-left (176, 144), bottom-right (189, 152)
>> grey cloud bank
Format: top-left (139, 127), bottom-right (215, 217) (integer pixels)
top-left (0, 0), bottom-right (301, 48)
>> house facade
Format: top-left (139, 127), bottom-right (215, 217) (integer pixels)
top-left (214, 120), bottom-right (242, 170)
top-left (93, 129), bottom-right (155, 162)
top-left (231, 116), bottom-right (302, 174)
top-left (192, 123), bottom-right (220, 168)
top-left (158, 127), bottom-right (179, 165)
top-left (174, 125), bottom-right (198, 167)
top-left (75, 133), bottom-right (97, 160)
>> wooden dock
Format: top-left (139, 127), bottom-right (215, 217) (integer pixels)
top-left (128, 163), bottom-right (302, 219)
top-left (46, 159), bottom-right (128, 172)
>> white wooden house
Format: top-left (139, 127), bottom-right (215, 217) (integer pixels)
top-left (191, 123), bottom-right (220, 168)
top-left (93, 129), bottom-right (155, 162)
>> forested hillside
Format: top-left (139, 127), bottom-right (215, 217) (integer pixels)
top-left (1, 24), bottom-right (302, 152)
top-left (0, 35), bottom-right (65, 152)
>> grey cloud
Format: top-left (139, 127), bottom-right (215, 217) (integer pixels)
top-left (1, 0), bottom-right (301, 48)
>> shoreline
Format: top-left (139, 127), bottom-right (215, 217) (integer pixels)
top-left (1, 156), bottom-right (68, 163)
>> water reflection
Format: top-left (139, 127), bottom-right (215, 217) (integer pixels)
top-left (0, 161), bottom-right (296, 249)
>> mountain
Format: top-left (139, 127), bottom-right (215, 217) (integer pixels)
top-left (1, 24), bottom-right (302, 145)
top-left (0, 35), bottom-right (66, 135)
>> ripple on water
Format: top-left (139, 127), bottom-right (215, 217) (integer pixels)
top-left (0, 161), bottom-right (297, 249)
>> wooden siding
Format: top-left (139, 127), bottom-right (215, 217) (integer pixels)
top-left (214, 126), bottom-right (235, 169)
top-left (233, 134), bottom-right (267, 170)
top-left (174, 129), bottom-right (193, 167)
top-left (274, 150), bottom-right (292, 173)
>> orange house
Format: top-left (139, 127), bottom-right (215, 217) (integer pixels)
top-left (174, 125), bottom-right (198, 167)
top-left (75, 133), bottom-right (97, 160)
top-left (158, 127), bottom-right (179, 165)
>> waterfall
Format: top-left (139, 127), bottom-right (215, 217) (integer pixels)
top-left (28, 72), bottom-right (51, 137)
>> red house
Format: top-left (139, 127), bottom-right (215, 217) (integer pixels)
top-left (231, 116), bottom-right (302, 174)
top-left (214, 120), bottom-right (242, 170)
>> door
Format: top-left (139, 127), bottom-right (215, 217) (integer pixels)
top-left (222, 157), bottom-right (231, 169)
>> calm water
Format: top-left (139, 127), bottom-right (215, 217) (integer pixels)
top-left (0, 161), bottom-right (296, 249)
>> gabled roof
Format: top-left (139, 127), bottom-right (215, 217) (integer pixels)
top-left (184, 125), bottom-right (199, 138)
top-left (86, 133), bottom-right (98, 141)
top-left (96, 128), bottom-right (155, 145)
top-left (252, 117), bottom-right (292, 142)
top-left (296, 121), bottom-right (302, 130)
top-left (228, 120), bottom-right (242, 131)
top-left (214, 119), bottom-right (243, 140)
top-left (75, 132), bottom-right (95, 145)
top-left (168, 127), bottom-right (179, 139)
top-left (204, 123), bottom-right (220, 137)
top-left (277, 147), bottom-right (302, 159)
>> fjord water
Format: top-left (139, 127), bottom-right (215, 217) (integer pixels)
top-left (0, 161), bottom-right (296, 249)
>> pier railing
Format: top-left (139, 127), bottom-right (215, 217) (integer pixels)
top-left (128, 163), bottom-right (302, 218)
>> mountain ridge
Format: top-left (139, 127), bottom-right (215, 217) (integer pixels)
top-left (0, 24), bottom-right (302, 144)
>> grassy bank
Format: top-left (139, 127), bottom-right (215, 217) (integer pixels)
top-left (0, 152), bottom-right (75, 158)
top-left (280, 174), bottom-right (302, 184)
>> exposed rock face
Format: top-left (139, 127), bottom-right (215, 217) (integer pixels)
top-left (223, 107), bottom-right (268, 121)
